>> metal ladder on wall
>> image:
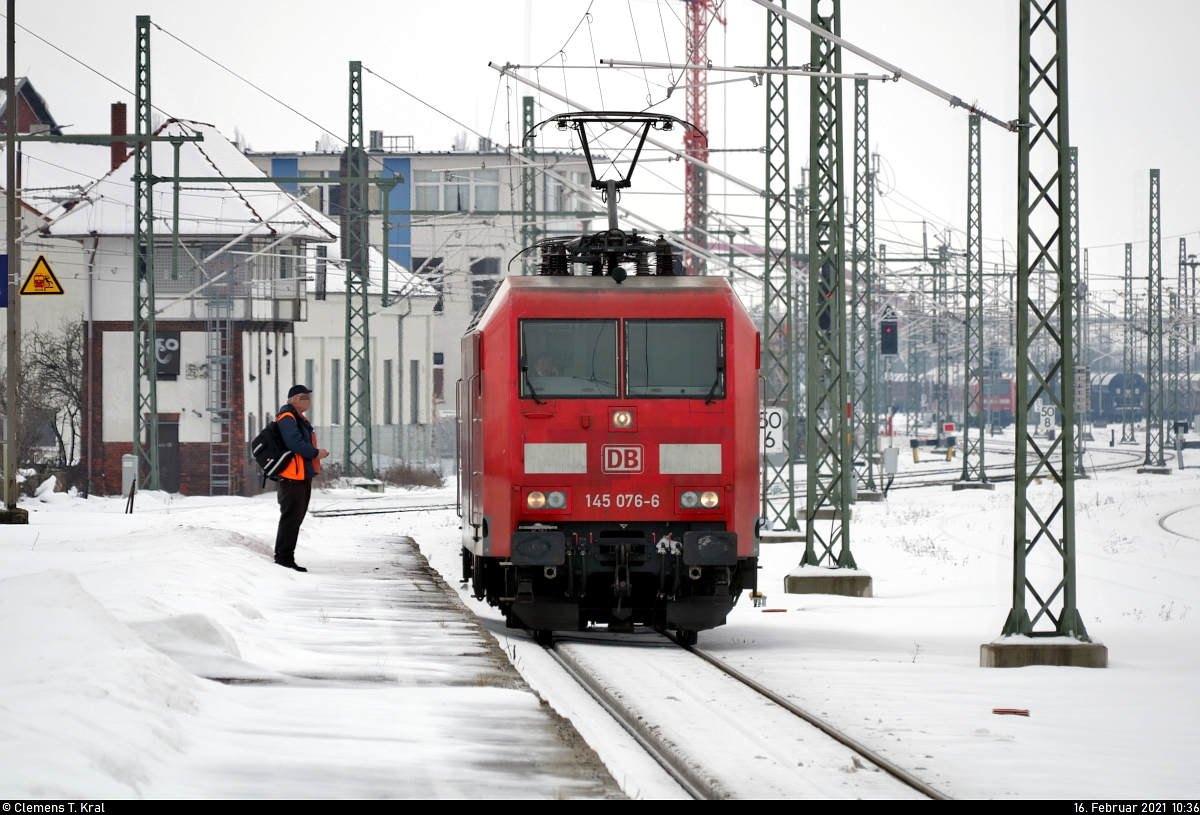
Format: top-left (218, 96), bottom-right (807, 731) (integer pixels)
top-left (206, 259), bottom-right (235, 494)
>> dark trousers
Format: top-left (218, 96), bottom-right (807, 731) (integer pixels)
top-left (275, 478), bottom-right (312, 564)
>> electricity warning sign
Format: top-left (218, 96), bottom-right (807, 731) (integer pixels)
top-left (20, 255), bottom-right (65, 295)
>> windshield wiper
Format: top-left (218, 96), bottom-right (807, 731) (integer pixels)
top-left (520, 357), bottom-right (545, 405)
top-left (704, 367), bottom-right (724, 404)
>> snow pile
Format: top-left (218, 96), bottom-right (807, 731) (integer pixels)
top-left (0, 570), bottom-right (199, 798)
top-left (0, 493), bottom-right (619, 798)
top-left (130, 614), bottom-right (283, 683)
top-left (34, 475), bottom-right (56, 497)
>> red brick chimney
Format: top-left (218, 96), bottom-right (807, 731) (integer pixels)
top-left (110, 102), bottom-right (127, 172)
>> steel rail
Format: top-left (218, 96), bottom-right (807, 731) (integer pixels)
top-left (544, 645), bottom-right (711, 800)
top-left (309, 503), bottom-right (455, 518)
top-left (1157, 504), bottom-right (1200, 541)
top-left (545, 631), bottom-right (942, 799)
top-left (678, 639), bottom-right (949, 800)
top-left (881, 448), bottom-right (1144, 490)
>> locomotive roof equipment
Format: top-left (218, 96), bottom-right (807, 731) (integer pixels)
top-left (513, 112), bottom-right (702, 284)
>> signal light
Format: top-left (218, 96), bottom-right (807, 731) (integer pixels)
top-left (881, 320), bottom-right (899, 356)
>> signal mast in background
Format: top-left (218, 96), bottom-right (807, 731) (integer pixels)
top-left (683, 0), bottom-right (725, 275)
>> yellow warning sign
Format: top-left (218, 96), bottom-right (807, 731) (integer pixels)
top-left (20, 255), bottom-right (64, 295)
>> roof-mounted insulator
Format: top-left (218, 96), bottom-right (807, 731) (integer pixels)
top-left (655, 236), bottom-right (675, 276)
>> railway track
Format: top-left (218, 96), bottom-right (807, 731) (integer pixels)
top-left (309, 502), bottom-right (456, 518)
top-left (1158, 504), bottom-right (1200, 541)
top-left (766, 444), bottom-right (1145, 498)
top-left (543, 630), bottom-right (948, 800)
top-left (886, 446), bottom-right (1145, 490)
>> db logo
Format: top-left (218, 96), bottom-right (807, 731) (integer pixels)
top-left (602, 445), bottom-right (643, 473)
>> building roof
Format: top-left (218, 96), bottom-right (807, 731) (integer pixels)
top-left (0, 77), bottom-right (63, 135)
top-left (11, 119), bottom-right (337, 242)
top-left (315, 241), bottom-right (435, 299)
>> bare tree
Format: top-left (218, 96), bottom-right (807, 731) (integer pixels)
top-left (24, 318), bottom-right (84, 468)
top-left (0, 318), bottom-right (84, 476)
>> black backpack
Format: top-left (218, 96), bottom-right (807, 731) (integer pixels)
top-left (251, 407), bottom-right (298, 486)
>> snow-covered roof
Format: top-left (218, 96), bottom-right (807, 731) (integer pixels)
top-left (8, 119), bottom-right (336, 242)
top-left (314, 241), bottom-right (435, 299)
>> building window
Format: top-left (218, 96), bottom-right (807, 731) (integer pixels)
top-left (410, 359), bottom-right (420, 425)
top-left (315, 246), bottom-right (327, 301)
top-left (546, 175), bottom-right (566, 212)
top-left (571, 171), bottom-right (590, 211)
top-left (445, 174), bottom-right (470, 212)
top-left (474, 169), bottom-right (499, 211)
top-left (384, 360), bottom-right (394, 425)
top-left (305, 359), bottom-right (315, 390)
top-left (414, 170), bottom-right (440, 210)
top-left (470, 257), bottom-right (500, 313)
top-left (433, 368), bottom-right (444, 404)
top-left (412, 256), bottom-right (444, 313)
top-left (331, 359), bottom-right (341, 425)
top-left (414, 168), bottom-right (501, 213)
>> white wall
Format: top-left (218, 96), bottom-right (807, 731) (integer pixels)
top-left (101, 331), bottom-right (133, 442)
top-left (159, 331), bottom-right (214, 443)
top-left (293, 294), bottom-right (436, 433)
top-left (100, 330), bottom-right (212, 443)
top-left (242, 328), bottom-right (290, 440)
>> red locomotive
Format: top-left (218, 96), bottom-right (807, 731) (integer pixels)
top-left (456, 113), bottom-right (760, 644)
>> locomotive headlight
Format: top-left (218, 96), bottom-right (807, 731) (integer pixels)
top-left (612, 410), bottom-right (634, 429)
top-left (526, 491), bottom-right (547, 509)
top-left (547, 490), bottom-right (567, 509)
top-left (700, 491), bottom-right (720, 508)
top-left (680, 491), bottom-right (700, 509)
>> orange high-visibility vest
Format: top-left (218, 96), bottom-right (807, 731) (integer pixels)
top-left (277, 411), bottom-right (321, 481)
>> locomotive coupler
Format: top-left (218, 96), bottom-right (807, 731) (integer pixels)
top-left (516, 567), bottom-right (535, 603)
top-left (611, 541), bottom-right (633, 620)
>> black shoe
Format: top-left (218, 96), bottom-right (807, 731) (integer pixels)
top-left (276, 559), bottom-right (307, 572)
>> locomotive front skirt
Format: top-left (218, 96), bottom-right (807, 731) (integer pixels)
top-left (457, 275), bottom-right (762, 640)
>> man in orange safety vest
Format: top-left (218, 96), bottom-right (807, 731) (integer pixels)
top-left (274, 385), bottom-right (330, 571)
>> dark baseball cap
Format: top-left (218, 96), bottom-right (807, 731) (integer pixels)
top-left (288, 384), bottom-right (313, 398)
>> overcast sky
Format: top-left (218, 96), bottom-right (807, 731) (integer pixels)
top-left (15, 1), bottom-right (1200, 295)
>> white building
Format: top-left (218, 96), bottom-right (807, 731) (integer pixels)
top-left (5, 92), bottom-right (437, 494)
top-left (245, 137), bottom-right (598, 414)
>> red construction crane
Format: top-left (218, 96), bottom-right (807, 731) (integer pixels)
top-left (683, 0), bottom-right (725, 276)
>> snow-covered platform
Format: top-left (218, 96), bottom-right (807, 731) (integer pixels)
top-left (0, 489), bottom-right (619, 798)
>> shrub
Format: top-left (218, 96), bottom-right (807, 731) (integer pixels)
top-left (378, 463), bottom-right (444, 489)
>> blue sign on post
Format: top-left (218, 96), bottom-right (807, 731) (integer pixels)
top-left (0, 255), bottom-right (7, 308)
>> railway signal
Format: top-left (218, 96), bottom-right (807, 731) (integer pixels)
top-left (880, 320), bottom-right (898, 356)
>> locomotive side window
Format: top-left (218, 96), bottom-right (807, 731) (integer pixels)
top-left (519, 320), bottom-right (618, 398)
top-left (625, 319), bottom-right (725, 398)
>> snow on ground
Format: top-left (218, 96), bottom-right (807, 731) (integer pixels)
top-left (0, 489), bottom-right (618, 799)
top-left (3, 440), bottom-right (1198, 799)
top-left (405, 442), bottom-right (1200, 800)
